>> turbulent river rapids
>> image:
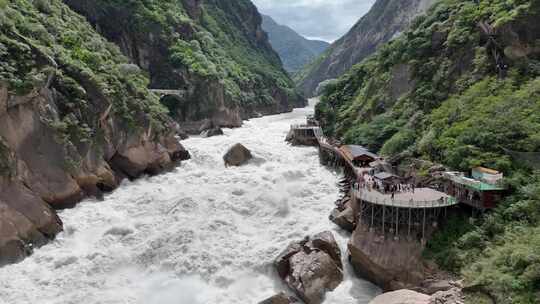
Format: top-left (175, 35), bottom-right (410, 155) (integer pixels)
top-left (0, 99), bottom-right (380, 304)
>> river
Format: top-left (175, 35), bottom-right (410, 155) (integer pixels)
top-left (0, 99), bottom-right (380, 304)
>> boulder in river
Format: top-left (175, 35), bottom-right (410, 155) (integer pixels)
top-left (329, 200), bottom-right (355, 232)
top-left (369, 289), bottom-right (430, 304)
top-left (369, 287), bottom-right (464, 304)
top-left (198, 119), bottom-right (214, 133)
top-left (258, 292), bottom-right (298, 304)
top-left (223, 143), bottom-right (253, 167)
top-left (274, 231), bottom-right (343, 304)
top-left (201, 127), bottom-right (224, 138)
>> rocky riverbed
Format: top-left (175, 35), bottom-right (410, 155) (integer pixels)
top-left (0, 100), bottom-right (380, 304)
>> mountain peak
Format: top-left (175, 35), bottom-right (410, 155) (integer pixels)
top-left (261, 14), bottom-right (330, 73)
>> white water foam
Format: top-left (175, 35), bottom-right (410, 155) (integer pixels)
top-left (0, 99), bottom-right (380, 304)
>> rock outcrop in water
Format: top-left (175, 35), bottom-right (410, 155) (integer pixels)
top-left (258, 293), bottom-right (298, 304)
top-left (295, 0), bottom-right (435, 97)
top-left (223, 143), bottom-right (253, 167)
top-left (369, 289), bottom-right (430, 304)
top-left (369, 288), bottom-right (464, 304)
top-left (201, 127), bottom-right (224, 138)
top-left (329, 199), bottom-right (356, 233)
top-left (275, 231), bottom-right (344, 304)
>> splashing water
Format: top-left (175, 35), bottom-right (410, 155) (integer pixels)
top-left (0, 100), bottom-right (380, 304)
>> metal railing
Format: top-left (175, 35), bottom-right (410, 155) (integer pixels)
top-left (352, 187), bottom-right (457, 209)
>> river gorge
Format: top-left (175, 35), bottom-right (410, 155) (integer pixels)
top-left (0, 100), bottom-right (380, 304)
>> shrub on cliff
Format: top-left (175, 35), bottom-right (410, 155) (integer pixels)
top-left (0, 0), bottom-right (171, 170)
top-left (316, 0), bottom-right (540, 302)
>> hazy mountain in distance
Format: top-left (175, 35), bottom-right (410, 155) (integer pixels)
top-left (261, 14), bottom-right (330, 73)
top-left (296, 0), bottom-right (435, 97)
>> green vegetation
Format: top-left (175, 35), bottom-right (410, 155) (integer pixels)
top-left (0, 0), bottom-right (171, 168)
top-left (316, 0), bottom-right (540, 302)
top-left (261, 14), bottom-right (329, 73)
top-left (82, 0), bottom-right (300, 107)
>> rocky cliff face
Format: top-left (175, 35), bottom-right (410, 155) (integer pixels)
top-left (0, 0), bottom-right (189, 265)
top-left (295, 0), bottom-right (435, 97)
top-left (261, 14), bottom-right (329, 73)
top-left (65, 0), bottom-right (306, 133)
top-left (348, 224), bottom-right (429, 291)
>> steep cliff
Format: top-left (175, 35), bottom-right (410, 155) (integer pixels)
top-left (295, 0), bottom-right (435, 97)
top-left (0, 0), bottom-right (189, 265)
top-left (317, 0), bottom-right (540, 302)
top-left (64, 0), bottom-right (306, 133)
top-left (261, 14), bottom-right (329, 73)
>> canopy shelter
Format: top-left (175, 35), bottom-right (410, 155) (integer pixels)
top-left (340, 145), bottom-right (378, 167)
top-left (373, 172), bottom-right (402, 191)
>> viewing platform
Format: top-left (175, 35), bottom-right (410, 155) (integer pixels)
top-left (353, 187), bottom-right (457, 209)
top-left (288, 121), bottom-right (461, 242)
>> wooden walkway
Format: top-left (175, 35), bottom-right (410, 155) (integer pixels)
top-left (289, 124), bottom-right (458, 241)
top-left (353, 187), bottom-right (457, 209)
top-left (290, 125), bottom-right (457, 210)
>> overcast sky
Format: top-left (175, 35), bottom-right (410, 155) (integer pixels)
top-left (252, 0), bottom-right (376, 42)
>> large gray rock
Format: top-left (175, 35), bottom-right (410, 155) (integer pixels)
top-left (307, 231), bottom-right (343, 269)
top-left (369, 290), bottom-right (430, 304)
top-left (258, 292), bottom-right (298, 304)
top-left (369, 288), bottom-right (464, 304)
top-left (275, 231), bottom-right (343, 304)
top-left (201, 127), bottom-right (224, 138)
top-left (223, 143), bottom-right (253, 167)
top-left (329, 201), bottom-right (355, 232)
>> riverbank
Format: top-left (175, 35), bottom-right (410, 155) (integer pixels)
top-left (0, 100), bottom-right (380, 304)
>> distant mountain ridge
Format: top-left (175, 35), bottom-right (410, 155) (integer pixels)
top-left (261, 14), bottom-right (329, 73)
top-left (295, 0), bottom-right (435, 97)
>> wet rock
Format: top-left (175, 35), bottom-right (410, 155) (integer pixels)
top-left (285, 129), bottom-right (294, 142)
top-left (198, 119), bottom-right (214, 133)
top-left (307, 231), bottom-right (343, 269)
top-left (223, 143), bottom-right (253, 167)
top-left (258, 292), bottom-right (298, 304)
top-left (201, 127), bottom-right (224, 138)
top-left (370, 288), bottom-right (464, 304)
top-left (0, 179), bottom-right (63, 266)
top-left (348, 223), bottom-right (427, 291)
top-left (274, 231), bottom-right (343, 304)
top-left (275, 241), bottom-right (305, 278)
top-left (369, 289), bottom-right (430, 304)
top-left (0, 82), bottom-right (188, 265)
top-left (329, 201), bottom-right (355, 232)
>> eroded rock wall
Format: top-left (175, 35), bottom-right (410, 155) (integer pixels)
top-left (0, 82), bottom-right (188, 265)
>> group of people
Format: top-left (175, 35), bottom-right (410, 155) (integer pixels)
top-left (354, 172), bottom-right (416, 200)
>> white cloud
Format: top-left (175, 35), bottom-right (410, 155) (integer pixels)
top-left (252, 0), bottom-right (376, 42)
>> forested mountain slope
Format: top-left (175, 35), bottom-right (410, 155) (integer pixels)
top-left (0, 0), bottom-right (189, 264)
top-left (261, 14), bottom-right (329, 73)
top-left (65, 0), bottom-right (306, 133)
top-left (296, 0), bottom-right (435, 97)
top-left (316, 0), bottom-right (540, 302)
